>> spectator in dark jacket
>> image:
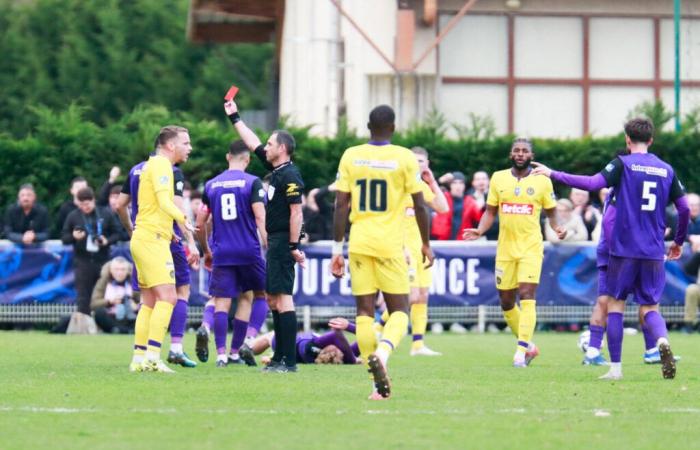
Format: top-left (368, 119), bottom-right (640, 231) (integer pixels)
top-left (55, 176), bottom-right (89, 238)
top-left (62, 187), bottom-right (121, 315)
top-left (432, 172), bottom-right (483, 240)
top-left (3, 184), bottom-right (49, 245)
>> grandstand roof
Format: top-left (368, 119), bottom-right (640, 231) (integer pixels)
top-left (187, 0), bottom-right (284, 43)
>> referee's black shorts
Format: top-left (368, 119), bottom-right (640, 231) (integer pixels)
top-left (265, 233), bottom-right (296, 295)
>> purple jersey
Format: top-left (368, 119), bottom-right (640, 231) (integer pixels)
top-left (202, 169), bottom-right (265, 266)
top-left (600, 154), bottom-right (684, 261)
top-left (124, 161), bottom-right (185, 237)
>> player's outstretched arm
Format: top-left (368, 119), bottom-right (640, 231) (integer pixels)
top-left (224, 100), bottom-right (262, 151)
top-left (411, 191), bottom-right (435, 268)
top-left (423, 168), bottom-right (449, 213)
top-left (115, 192), bottom-right (133, 238)
top-left (463, 204), bottom-right (497, 240)
top-left (331, 191), bottom-right (351, 278)
top-left (533, 162), bottom-right (609, 191)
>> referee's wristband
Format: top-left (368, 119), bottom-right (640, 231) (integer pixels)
top-left (288, 242), bottom-right (300, 251)
top-left (332, 240), bottom-right (344, 256)
top-left (227, 112), bottom-right (241, 125)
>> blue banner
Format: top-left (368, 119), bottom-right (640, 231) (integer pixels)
top-left (0, 241), bottom-right (693, 306)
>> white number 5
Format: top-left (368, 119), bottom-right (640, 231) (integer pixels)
top-left (641, 181), bottom-right (657, 211)
top-left (221, 193), bottom-right (238, 220)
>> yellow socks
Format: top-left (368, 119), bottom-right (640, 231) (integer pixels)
top-left (146, 301), bottom-right (175, 358)
top-left (502, 305), bottom-right (521, 338)
top-left (517, 300), bottom-right (536, 352)
top-left (410, 303), bottom-right (428, 349)
top-left (356, 316), bottom-right (377, 359)
top-left (133, 305), bottom-right (153, 359)
top-left (377, 311), bottom-right (409, 356)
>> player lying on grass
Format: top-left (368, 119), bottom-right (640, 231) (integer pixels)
top-left (238, 317), bottom-right (361, 366)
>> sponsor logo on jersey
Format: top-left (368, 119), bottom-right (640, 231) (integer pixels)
top-left (630, 164), bottom-right (668, 177)
top-left (211, 179), bottom-right (246, 189)
top-left (353, 159), bottom-right (398, 170)
top-left (286, 183), bottom-right (300, 196)
top-left (501, 202), bottom-right (534, 215)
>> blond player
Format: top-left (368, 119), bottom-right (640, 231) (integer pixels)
top-left (404, 147), bottom-right (448, 356)
top-left (331, 105), bottom-right (433, 399)
top-left (129, 126), bottom-right (198, 372)
top-left (463, 138), bottom-right (566, 367)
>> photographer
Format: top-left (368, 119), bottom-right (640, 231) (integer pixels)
top-left (91, 257), bottom-right (139, 333)
top-left (62, 187), bottom-right (121, 315)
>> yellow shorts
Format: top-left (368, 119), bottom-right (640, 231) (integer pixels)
top-left (130, 232), bottom-right (175, 288)
top-left (408, 245), bottom-right (432, 289)
top-left (349, 252), bottom-right (409, 296)
top-left (495, 255), bottom-right (543, 290)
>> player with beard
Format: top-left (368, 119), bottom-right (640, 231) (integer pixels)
top-left (463, 138), bottom-right (567, 367)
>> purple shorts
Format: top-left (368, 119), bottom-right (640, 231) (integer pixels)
top-left (606, 255), bottom-right (665, 305)
top-left (130, 241), bottom-right (191, 292)
top-left (209, 257), bottom-right (266, 299)
top-left (597, 266), bottom-right (611, 297)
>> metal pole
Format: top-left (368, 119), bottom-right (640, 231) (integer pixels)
top-left (675, 0), bottom-right (681, 132)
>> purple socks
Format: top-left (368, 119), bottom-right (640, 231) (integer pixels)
top-left (606, 312), bottom-right (624, 363)
top-left (246, 298), bottom-right (269, 338)
top-left (169, 299), bottom-right (188, 343)
top-left (643, 310), bottom-right (668, 348)
top-left (229, 318), bottom-right (249, 354)
top-left (588, 324), bottom-right (605, 350)
top-left (202, 304), bottom-right (215, 331)
top-left (214, 311), bottom-right (228, 355)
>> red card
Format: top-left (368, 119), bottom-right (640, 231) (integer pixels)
top-left (224, 85), bottom-right (239, 101)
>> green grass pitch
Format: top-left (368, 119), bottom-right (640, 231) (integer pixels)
top-left (1, 331), bottom-right (699, 450)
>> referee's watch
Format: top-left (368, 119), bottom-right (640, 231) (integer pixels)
top-left (288, 242), bottom-right (300, 251)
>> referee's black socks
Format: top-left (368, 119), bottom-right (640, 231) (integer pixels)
top-left (279, 311), bottom-right (298, 368)
top-left (271, 310), bottom-right (282, 362)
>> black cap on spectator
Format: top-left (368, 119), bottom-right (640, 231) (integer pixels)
top-left (451, 172), bottom-right (466, 183)
top-left (77, 187), bottom-right (95, 201)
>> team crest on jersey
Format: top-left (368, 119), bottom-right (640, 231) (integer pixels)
top-left (268, 185), bottom-right (276, 200)
top-left (514, 187), bottom-right (521, 196)
top-left (527, 187), bottom-right (534, 195)
top-left (159, 175), bottom-right (169, 185)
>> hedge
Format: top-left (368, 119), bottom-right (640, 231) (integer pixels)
top-left (1, 104), bottom-right (698, 222)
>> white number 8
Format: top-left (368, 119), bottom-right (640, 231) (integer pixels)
top-left (641, 181), bottom-right (657, 211)
top-left (221, 193), bottom-right (238, 220)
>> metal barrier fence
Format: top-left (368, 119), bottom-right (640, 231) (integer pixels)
top-left (0, 304), bottom-right (690, 332)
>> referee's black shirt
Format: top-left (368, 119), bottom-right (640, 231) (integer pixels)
top-left (254, 145), bottom-right (304, 235)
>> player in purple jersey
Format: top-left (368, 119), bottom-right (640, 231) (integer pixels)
top-left (195, 140), bottom-right (268, 367)
top-left (532, 118), bottom-right (690, 380)
top-left (116, 161), bottom-right (198, 368)
top-left (239, 317), bottom-right (360, 366)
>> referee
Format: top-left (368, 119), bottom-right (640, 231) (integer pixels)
top-left (224, 99), bottom-right (305, 373)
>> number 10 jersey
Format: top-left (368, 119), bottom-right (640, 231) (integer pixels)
top-left (335, 143), bottom-right (423, 258)
top-left (202, 169), bottom-right (266, 266)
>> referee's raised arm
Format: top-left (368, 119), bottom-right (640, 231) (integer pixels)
top-left (224, 100), bottom-right (273, 171)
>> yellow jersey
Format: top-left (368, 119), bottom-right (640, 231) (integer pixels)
top-left (487, 169), bottom-right (557, 260)
top-left (336, 143), bottom-right (423, 258)
top-left (134, 154), bottom-right (181, 239)
top-left (403, 181), bottom-right (435, 250)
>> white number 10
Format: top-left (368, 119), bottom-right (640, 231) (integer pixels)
top-left (221, 193), bottom-right (238, 220)
top-left (641, 181), bottom-right (657, 211)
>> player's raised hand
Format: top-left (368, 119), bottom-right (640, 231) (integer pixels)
top-left (462, 228), bottom-right (481, 241)
top-left (421, 243), bottom-right (434, 269)
top-left (554, 225), bottom-right (568, 240)
top-left (224, 100), bottom-right (238, 115)
top-left (530, 161), bottom-right (552, 177)
top-left (330, 254), bottom-right (345, 279)
top-left (291, 249), bottom-right (306, 269)
top-left (667, 242), bottom-right (683, 260)
top-left (328, 317), bottom-right (349, 330)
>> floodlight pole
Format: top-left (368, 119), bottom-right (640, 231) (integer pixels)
top-left (674, 0), bottom-right (681, 132)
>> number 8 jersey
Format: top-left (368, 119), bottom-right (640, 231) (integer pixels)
top-left (600, 153), bottom-right (685, 260)
top-left (202, 169), bottom-right (266, 266)
top-left (335, 143), bottom-right (423, 258)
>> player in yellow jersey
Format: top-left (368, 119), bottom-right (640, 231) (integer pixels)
top-left (130, 126), bottom-right (199, 373)
top-left (404, 147), bottom-right (448, 356)
top-left (331, 105), bottom-right (434, 400)
top-left (463, 138), bottom-right (566, 367)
